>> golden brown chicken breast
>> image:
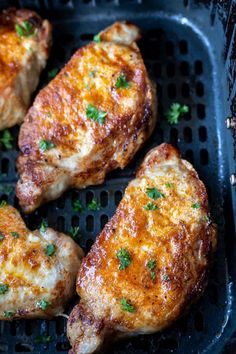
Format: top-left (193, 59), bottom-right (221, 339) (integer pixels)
top-left (0, 203), bottom-right (83, 320)
top-left (0, 8), bottom-right (51, 130)
top-left (16, 21), bottom-right (157, 213)
top-left (67, 143), bottom-right (217, 354)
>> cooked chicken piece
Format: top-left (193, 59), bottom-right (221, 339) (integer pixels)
top-left (67, 143), bottom-right (217, 354)
top-left (0, 204), bottom-right (83, 320)
top-left (16, 21), bottom-right (157, 213)
top-left (0, 8), bottom-right (51, 130)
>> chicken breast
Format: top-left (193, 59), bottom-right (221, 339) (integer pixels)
top-left (0, 8), bottom-right (51, 130)
top-left (0, 203), bottom-right (83, 320)
top-left (67, 143), bottom-right (217, 354)
top-left (16, 21), bottom-right (157, 213)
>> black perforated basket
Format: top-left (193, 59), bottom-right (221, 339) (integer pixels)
top-left (0, 1), bottom-right (236, 353)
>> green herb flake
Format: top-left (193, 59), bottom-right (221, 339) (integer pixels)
top-left (165, 103), bottom-right (189, 125)
top-left (147, 259), bottom-right (157, 270)
top-left (0, 232), bottom-right (5, 241)
top-left (72, 199), bottom-right (83, 212)
top-left (86, 104), bottom-right (107, 124)
top-left (15, 21), bottom-right (35, 37)
top-left (192, 202), bottom-right (201, 209)
top-left (69, 226), bottom-right (82, 243)
top-left (150, 271), bottom-right (156, 280)
top-left (45, 244), bottom-right (56, 257)
top-left (37, 299), bottom-right (51, 311)
top-left (146, 187), bottom-right (165, 200)
top-left (202, 215), bottom-right (210, 222)
top-left (0, 200), bottom-right (7, 208)
top-left (143, 202), bottom-right (159, 211)
top-left (3, 311), bottom-right (14, 318)
top-left (87, 198), bottom-right (100, 211)
top-left (165, 182), bottom-right (173, 188)
top-left (40, 220), bottom-right (48, 234)
top-left (39, 140), bottom-right (55, 152)
top-left (93, 34), bottom-right (101, 43)
top-left (48, 68), bottom-right (59, 79)
top-left (11, 232), bottom-right (20, 239)
top-left (0, 130), bottom-right (13, 150)
top-left (35, 333), bottom-right (52, 344)
top-left (115, 74), bottom-right (130, 89)
top-left (116, 248), bottom-right (131, 270)
top-left (120, 298), bottom-right (135, 313)
top-left (88, 70), bottom-right (96, 78)
top-left (0, 283), bottom-right (9, 295)
top-left (162, 274), bottom-right (170, 282)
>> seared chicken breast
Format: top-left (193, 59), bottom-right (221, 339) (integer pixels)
top-left (16, 21), bottom-right (157, 213)
top-left (67, 143), bottom-right (217, 354)
top-left (0, 8), bottom-right (51, 130)
top-left (0, 204), bottom-right (83, 320)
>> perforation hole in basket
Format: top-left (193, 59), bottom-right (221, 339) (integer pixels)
top-left (195, 60), bottom-right (203, 75)
top-left (197, 103), bottom-right (206, 119)
top-left (153, 62), bottom-right (162, 78)
top-left (183, 127), bottom-right (192, 143)
top-left (167, 83), bottom-right (176, 99)
top-left (166, 62), bottom-right (175, 77)
top-left (1, 159), bottom-right (9, 175)
top-left (166, 41), bottom-right (174, 56)
top-left (179, 61), bottom-right (189, 76)
top-left (101, 214), bottom-right (108, 228)
top-left (57, 216), bottom-right (65, 232)
top-left (170, 128), bottom-right (178, 145)
top-left (115, 191), bottom-right (122, 206)
top-left (194, 311), bottom-right (204, 332)
top-left (56, 317), bottom-right (66, 335)
top-left (182, 82), bottom-right (190, 98)
top-left (200, 149), bottom-right (209, 165)
top-left (185, 149), bottom-right (194, 164)
top-left (86, 215), bottom-right (94, 232)
top-left (196, 81), bottom-right (204, 97)
top-left (179, 40), bottom-right (188, 54)
top-left (100, 191), bottom-right (108, 207)
top-left (199, 126), bottom-right (207, 142)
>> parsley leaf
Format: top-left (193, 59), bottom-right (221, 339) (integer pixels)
top-left (40, 220), bottom-right (48, 234)
top-left (116, 248), bottom-right (131, 270)
top-left (37, 299), bottom-right (51, 311)
top-left (39, 140), bottom-right (55, 152)
top-left (35, 333), bottom-right (52, 344)
top-left (0, 130), bottom-right (13, 149)
top-left (147, 259), bottom-right (157, 281)
top-left (0, 283), bottom-right (9, 295)
top-left (93, 34), bottom-right (101, 43)
top-left (146, 188), bottom-right (165, 200)
top-left (150, 271), bottom-right (156, 280)
top-left (69, 226), bottom-right (82, 243)
top-left (143, 202), bottom-right (159, 211)
top-left (87, 198), bottom-right (100, 211)
top-left (0, 200), bottom-right (7, 208)
top-left (192, 202), bottom-right (201, 209)
top-left (86, 104), bottom-right (107, 124)
top-left (162, 274), bottom-right (170, 282)
top-left (0, 232), bottom-right (5, 241)
top-left (72, 199), bottom-right (83, 212)
top-left (202, 215), bottom-right (210, 222)
top-left (15, 21), bottom-right (35, 37)
top-left (166, 103), bottom-right (189, 124)
top-left (48, 68), bottom-right (59, 79)
top-left (45, 244), bottom-right (56, 257)
top-left (165, 182), bottom-right (173, 188)
top-left (120, 298), bottom-right (135, 313)
top-left (88, 70), bottom-right (96, 78)
top-left (115, 74), bottom-right (130, 89)
top-left (4, 311), bottom-right (14, 318)
top-left (11, 232), bottom-right (20, 239)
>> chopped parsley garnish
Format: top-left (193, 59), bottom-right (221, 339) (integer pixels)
top-left (37, 299), bottom-right (51, 310)
top-left (0, 232), bottom-right (5, 241)
top-left (48, 68), bottom-right (59, 79)
top-left (45, 244), bottom-right (56, 257)
top-left (3, 311), bottom-right (14, 318)
top-left (11, 232), bottom-right (20, 239)
top-left (72, 199), bottom-right (83, 212)
top-left (35, 332), bottom-right (52, 344)
top-left (192, 202), bottom-right (201, 209)
top-left (0, 283), bottom-right (9, 295)
top-left (147, 259), bottom-right (157, 280)
top-left (165, 182), bottom-right (173, 188)
top-left (0, 130), bottom-right (13, 149)
top-left (15, 21), bottom-right (35, 37)
top-left (39, 140), bottom-right (55, 152)
top-left (40, 220), bottom-right (48, 234)
top-left (93, 34), bottom-right (101, 43)
top-left (86, 104), bottom-right (107, 124)
top-left (115, 74), bottom-right (130, 89)
top-left (202, 215), bottom-right (210, 222)
top-left (146, 188), bottom-right (165, 200)
top-left (87, 198), bottom-right (100, 211)
top-left (162, 274), bottom-right (170, 282)
top-left (116, 248), bottom-right (131, 270)
top-left (88, 70), bottom-right (96, 78)
top-left (166, 103), bottom-right (189, 124)
top-left (0, 200), bottom-right (7, 208)
top-left (69, 226), bottom-right (82, 242)
top-left (143, 202), bottom-right (159, 211)
top-left (120, 298), bottom-right (135, 313)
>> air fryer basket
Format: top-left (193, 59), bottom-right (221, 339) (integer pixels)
top-left (0, 1), bottom-right (235, 353)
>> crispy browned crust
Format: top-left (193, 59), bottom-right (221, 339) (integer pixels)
top-left (67, 143), bottom-right (217, 354)
top-left (0, 204), bottom-right (84, 320)
top-left (0, 8), bottom-right (52, 130)
top-left (16, 21), bottom-right (157, 213)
